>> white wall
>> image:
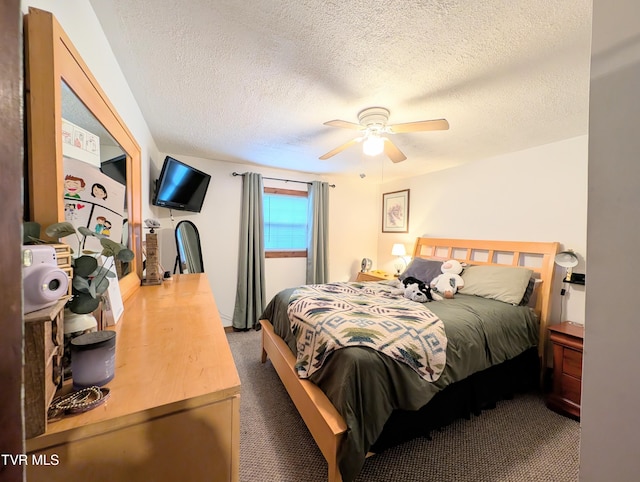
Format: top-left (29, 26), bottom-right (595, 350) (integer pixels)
top-left (151, 155), bottom-right (379, 325)
top-left (580, 1), bottom-right (640, 480)
top-left (378, 136), bottom-right (588, 325)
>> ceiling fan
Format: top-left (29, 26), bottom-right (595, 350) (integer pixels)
top-left (319, 107), bottom-right (449, 163)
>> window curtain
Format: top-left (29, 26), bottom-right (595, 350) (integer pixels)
top-left (306, 181), bottom-right (329, 284)
top-left (232, 172), bottom-right (265, 330)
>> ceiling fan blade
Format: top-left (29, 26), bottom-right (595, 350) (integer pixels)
top-left (324, 120), bottom-right (365, 130)
top-left (388, 119), bottom-right (449, 133)
top-left (384, 139), bottom-right (407, 163)
top-left (319, 137), bottom-right (362, 160)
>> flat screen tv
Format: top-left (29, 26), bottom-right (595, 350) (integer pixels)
top-left (152, 156), bottom-right (211, 213)
top-left (100, 154), bottom-right (127, 186)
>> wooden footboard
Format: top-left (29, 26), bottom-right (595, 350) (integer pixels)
top-left (260, 319), bottom-right (347, 482)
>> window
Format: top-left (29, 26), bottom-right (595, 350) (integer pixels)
top-left (263, 187), bottom-right (308, 258)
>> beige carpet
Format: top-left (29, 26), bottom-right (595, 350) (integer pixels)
top-left (227, 329), bottom-right (580, 482)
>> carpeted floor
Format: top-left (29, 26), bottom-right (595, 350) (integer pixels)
top-left (227, 329), bottom-right (580, 482)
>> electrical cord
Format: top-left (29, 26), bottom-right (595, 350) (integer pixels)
top-left (559, 282), bottom-right (568, 321)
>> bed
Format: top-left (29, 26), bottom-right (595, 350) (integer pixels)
top-left (259, 237), bottom-right (559, 482)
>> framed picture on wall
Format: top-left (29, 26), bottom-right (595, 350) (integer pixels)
top-left (382, 189), bottom-right (410, 233)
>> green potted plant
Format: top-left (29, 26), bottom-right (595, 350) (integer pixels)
top-left (45, 222), bottom-right (134, 314)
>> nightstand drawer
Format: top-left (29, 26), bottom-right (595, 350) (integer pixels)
top-left (563, 348), bottom-right (583, 379)
top-left (356, 271), bottom-right (394, 282)
top-left (561, 374), bottom-right (582, 404)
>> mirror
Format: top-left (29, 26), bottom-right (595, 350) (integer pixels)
top-left (174, 221), bottom-right (205, 274)
top-left (61, 81), bottom-right (131, 278)
top-left (25, 8), bottom-right (142, 300)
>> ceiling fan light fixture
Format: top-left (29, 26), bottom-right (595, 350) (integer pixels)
top-left (320, 106), bottom-right (448, 162)
top-left (363, 134), bottom-right (385, 156)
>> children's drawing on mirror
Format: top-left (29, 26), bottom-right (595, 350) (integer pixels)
top-left (91, 182), bottom-right (108, 200)
top-left (64, 201), bottom-right (86, 221)
top-left (64, 175), bottom-right (86, 199)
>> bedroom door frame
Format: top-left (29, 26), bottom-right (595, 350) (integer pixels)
top-left (0, 1), bottom-right (26, 481)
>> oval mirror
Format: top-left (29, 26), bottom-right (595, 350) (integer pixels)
top-left (175, 221), bottom-right (204, 274)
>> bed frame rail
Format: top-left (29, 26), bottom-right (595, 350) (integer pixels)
top-left (260, 319), bottom-right (347, 482)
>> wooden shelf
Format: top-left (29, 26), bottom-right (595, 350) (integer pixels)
top-left (23, 298), bottom-right (66, 438)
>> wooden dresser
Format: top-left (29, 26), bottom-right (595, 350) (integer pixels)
top-left (26, 274), bottom-right (240, 481)
top-left (547, 321), bottom-right (584, 419)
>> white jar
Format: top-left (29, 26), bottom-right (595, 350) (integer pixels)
top-left (63, 310), bottom-right (98, 377)
top-left (64, 311), bottom-right (98, 334)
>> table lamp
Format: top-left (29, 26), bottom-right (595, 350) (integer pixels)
top-left (391, 243), bottom-right (407, 276)
top-left (554, 250), bottom-right (579, 282)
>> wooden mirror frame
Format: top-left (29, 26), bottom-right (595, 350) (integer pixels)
top-left (25, 7), bottom-right (142, 301)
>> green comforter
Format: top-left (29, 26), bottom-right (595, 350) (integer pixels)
top-left (260, 281), bottom-right (539, 482)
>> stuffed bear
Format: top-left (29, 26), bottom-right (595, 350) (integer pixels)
top-left (402, 276), bottom-right (433, 303)
top-left (430, 259), bottom-right (465, 300)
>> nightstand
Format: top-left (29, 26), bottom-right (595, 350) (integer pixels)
top-left (547, 321), bottom-right (584, 419)
top-left (356, 270), bottom-right (395, 282)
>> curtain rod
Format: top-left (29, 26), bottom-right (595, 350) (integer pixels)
top-left (232, 172), bottom-right (335, 188)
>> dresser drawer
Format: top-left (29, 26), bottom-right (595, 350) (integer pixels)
top-left (563, 348), bottom-right (583, 379)
top-left (561, 374), bottom-right (582, 404)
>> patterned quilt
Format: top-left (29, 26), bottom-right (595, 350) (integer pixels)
top-left (287, 281), bottom-right (447, 382)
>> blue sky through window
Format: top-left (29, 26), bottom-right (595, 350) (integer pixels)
top-left (264, 193), bottom-right (308, 250)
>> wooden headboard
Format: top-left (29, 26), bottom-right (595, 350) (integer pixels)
top-left (412, 237), bottom-right (559, 359)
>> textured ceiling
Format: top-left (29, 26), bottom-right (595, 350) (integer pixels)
top-left (89, 0), bottom-right (592, 181)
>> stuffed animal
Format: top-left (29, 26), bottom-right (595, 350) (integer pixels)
top-left (402, 276), bottom-right (433, 303)
top-left (430, 260), bottom-right (465, 299)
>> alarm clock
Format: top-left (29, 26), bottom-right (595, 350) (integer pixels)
top-left (360, 258), bottom-right (372, 272)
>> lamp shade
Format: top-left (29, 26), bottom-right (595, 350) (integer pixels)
top-left (391, 243), bottom-right (406, 256)
top-left (554, 251), bottom-right (578, 268)
top-left (555, 250), bottom-right (579, 283)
